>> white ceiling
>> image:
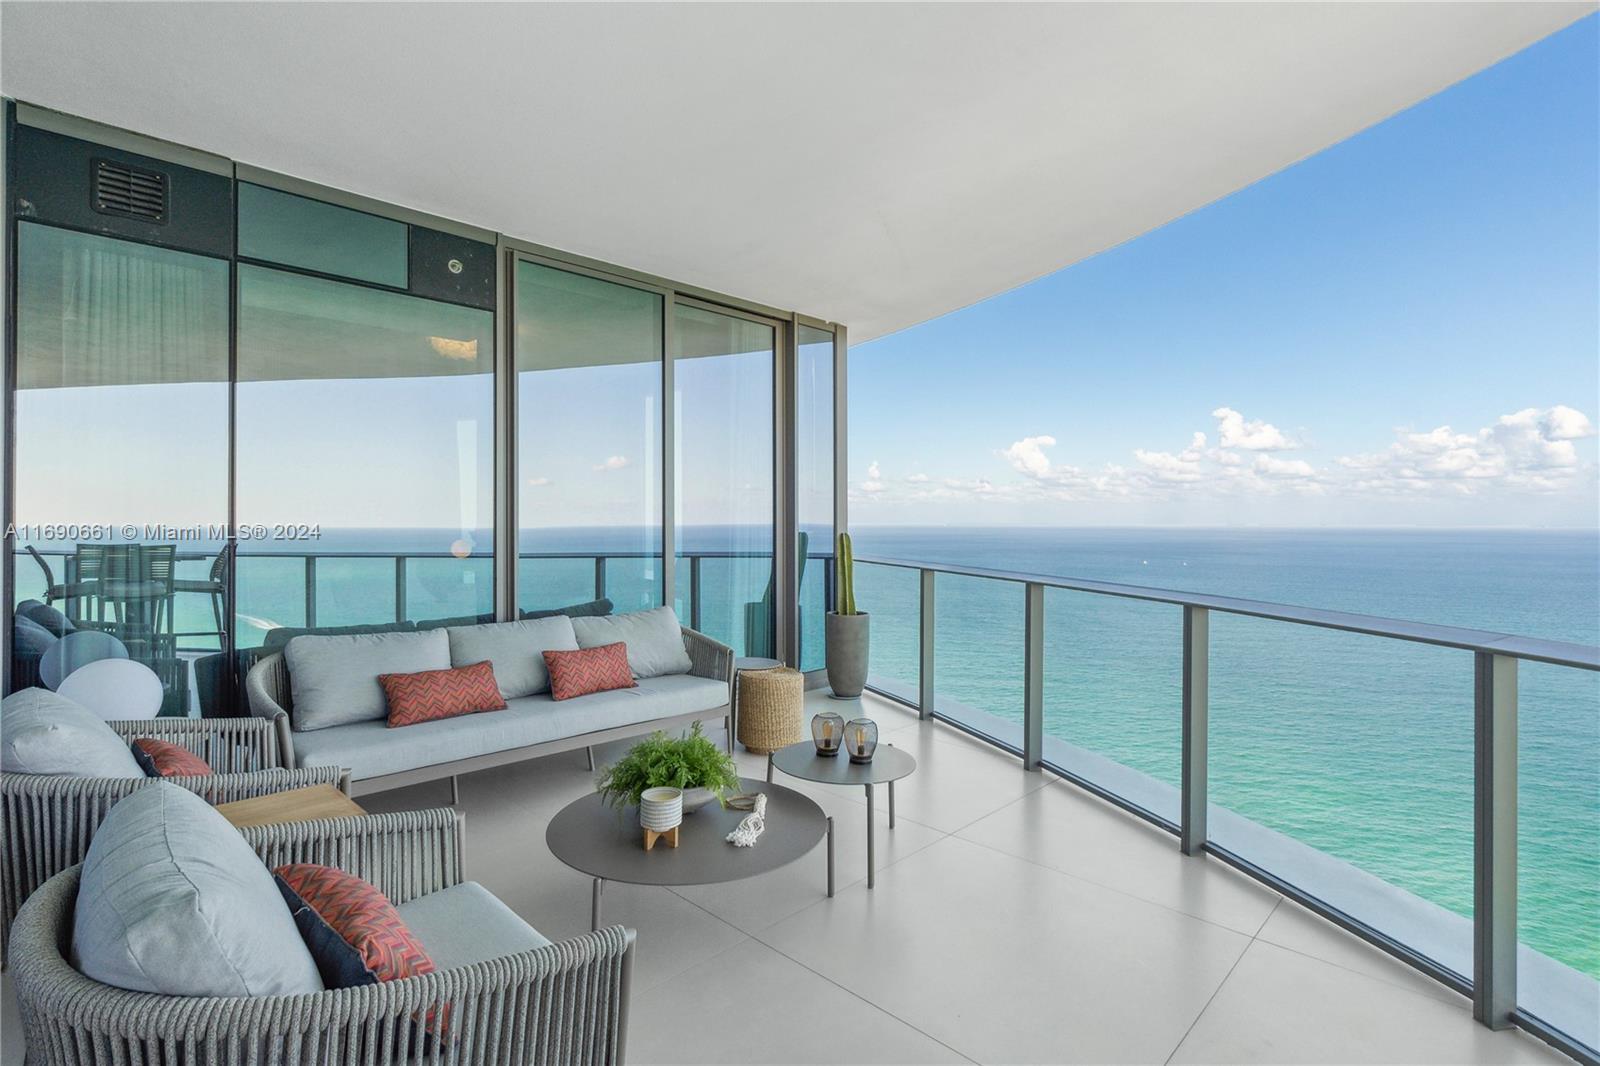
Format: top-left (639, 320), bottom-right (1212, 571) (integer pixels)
top-left (1, 2), bottom-right (1591, 341)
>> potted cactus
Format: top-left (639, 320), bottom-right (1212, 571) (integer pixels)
top-left (826, 532), bottom-right (870, 698)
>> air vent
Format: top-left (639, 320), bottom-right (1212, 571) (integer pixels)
top-left (92, 158), bottom-right (167, 223)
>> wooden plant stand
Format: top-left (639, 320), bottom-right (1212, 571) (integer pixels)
top-left (642, 825), bottom-right (680, 851)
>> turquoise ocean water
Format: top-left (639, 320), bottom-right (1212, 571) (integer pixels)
top-left (14, 526), bottom-right (1596, 983)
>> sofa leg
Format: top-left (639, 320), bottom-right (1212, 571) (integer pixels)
top-left (586, 746), bottom-right (595, 772)
top-left (449, 775), bottom-right (460, 807)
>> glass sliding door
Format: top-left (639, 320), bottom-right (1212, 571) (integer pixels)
top-left (234, 265), bottom-right (495, 646)
top-left (672, 302), bottom-right (776, 657)
top-left (796, 324), bottom-right (835, 671)
top-left (10, 222), bottom-right (230, 714)
top-left (515, 261), bottom-right (663, 614)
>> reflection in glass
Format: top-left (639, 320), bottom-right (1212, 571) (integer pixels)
top-left (235, 265), bottom-right (494, 646)
top-left (11, 223), bottom-right (229, 713)
top-left (237, 183), bottom-right (408, 288)
top-left (796, 325), bottom-right (835, 671)
top-left (672, 304), bottom-right (774, 656)
top-left (516, 262), bottom-right (663, 613)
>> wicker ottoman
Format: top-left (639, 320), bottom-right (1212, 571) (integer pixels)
top-left (736, 666), bottom-right (805, 754)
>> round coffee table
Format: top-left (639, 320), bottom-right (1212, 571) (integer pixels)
top-left (768, 741), bottom-right (916, 889)
top-left (546, 776), bottom-right (833, 929)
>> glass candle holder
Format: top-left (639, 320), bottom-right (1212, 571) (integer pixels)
top-left (812, 711), bottom-right (845, 757)
top-left (845, 718), bottom-right (878, 763)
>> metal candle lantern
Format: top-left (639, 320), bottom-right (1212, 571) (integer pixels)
top-left (845, 718), bottom-right (878, 763)
top-left (812, 711), bottom-right (845, 757)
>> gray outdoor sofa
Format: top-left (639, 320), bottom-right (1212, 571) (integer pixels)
top-left (246, 610), bottom-right (734, 797)
top-left (10, 806), bottom-right (636, 1065)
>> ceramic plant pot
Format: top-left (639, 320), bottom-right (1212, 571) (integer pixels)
top-left (638, 787), bottom-right (683, 831)
top-left (825, 611), bottom-right (870, 698)
top-left (681, 787), bottom-right (717, 813)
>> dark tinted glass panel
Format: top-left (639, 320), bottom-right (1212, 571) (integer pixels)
top-left (237, 183), bottom-right (408, 288)
top-left (234, 264), bottom-right (494, 647)
top-left (11, 223), bottom-right (230, 713)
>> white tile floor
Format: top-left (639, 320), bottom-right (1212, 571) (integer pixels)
top-left (1, 690), bottom-right (1574, 1065)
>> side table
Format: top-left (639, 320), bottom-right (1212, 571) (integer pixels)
top-left (768, 741), bottom-right (916, 888)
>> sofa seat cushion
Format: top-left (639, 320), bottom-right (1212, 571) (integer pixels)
top-left (571, 606), bottom-right (692, 679)
top-left (445, 616), bottom-right (578, 698)
top-left (71, 781), bottom-right (323, 997)
top-left (1, 687), bottom-right (144, 777)
top-left (293, 674), bottom-right (730, 781)
top-left (396, 882), bottom-right (550, 971)
top-left (286, 629), bottom-right (451, 731)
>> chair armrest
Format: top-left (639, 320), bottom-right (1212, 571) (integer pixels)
top-left (244, 652), bottom-right (298, 768)
top-left (109, 716), bottom-right (287, 773)
top-left (0, 766), bottom-right (342, 960)
top-left (239, 807), bottom-right (464, 905)
top-left (11, 866), bottom-right (635, 1066)
top-left (682, 626), bottom-right (734, 683)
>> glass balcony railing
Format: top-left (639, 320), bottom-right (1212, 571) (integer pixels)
top-left (852, 552), bottom-right (1600, 1062)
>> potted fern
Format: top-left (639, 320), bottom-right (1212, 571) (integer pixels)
top-left (826, 532), bottom-right (870, 698)
top-left (595, 722), bottom-right (741, 813)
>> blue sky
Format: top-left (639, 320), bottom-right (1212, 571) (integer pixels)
top-left (849, 15), bottom-right (1599, 528)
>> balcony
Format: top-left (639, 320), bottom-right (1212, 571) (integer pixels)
top-left (1, 684), bottom-right (1569, 1065)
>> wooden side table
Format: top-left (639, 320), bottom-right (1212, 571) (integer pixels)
top-left (215, 784), bottom-right (366, 829)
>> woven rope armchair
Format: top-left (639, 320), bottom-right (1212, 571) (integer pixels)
top-left (10, 808), bottom-right (636, 1065)
top-left (1, 715), bottom-right (345, 959)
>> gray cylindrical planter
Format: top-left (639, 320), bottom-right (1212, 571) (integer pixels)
top-left (825, 611), bottom-right (870, 699)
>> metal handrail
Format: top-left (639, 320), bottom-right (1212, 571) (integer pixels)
top-left (854, 554), bottom-right (1599, 671)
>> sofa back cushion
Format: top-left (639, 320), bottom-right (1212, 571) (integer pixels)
top-left (1, 687), bottom-right (144, 777)
top-left (285, 629), bottom-right (451, 731)
top-left (71, 782), bottom-right (323, 997)
top-left (571, 606), bottom-right (692, 679)
top-left (445, 616), bottom-right (579, 698)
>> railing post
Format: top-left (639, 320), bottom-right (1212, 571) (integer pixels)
top-left (689, 555), bottom-right (703, 632)
top-left (1474, 652), bottom-right (1517, 1029)
top-left (1181, 605), bottom-right (1208, 855)
top-left (1023, 581), bottom-right (1044, 771)
top-left (303, 556), bottom-right (317, 629)
top-left (594, 556), bottom-right (607, 601)
top-left (394, 556), bottom-right (407, 623)
top-left (918, 568), bottom-right (935, 719)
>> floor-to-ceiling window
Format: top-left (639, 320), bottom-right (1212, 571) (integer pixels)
top-left (234, 185), bottom-right (495, 647)
top-left (515, 260), bottom-right (663, 613)
top-left (796, 324), bottom-right (835, 671)
top-left (10, 223), bottom-right (230, 713)
top-left (672, 302), bottom-right (776, 657)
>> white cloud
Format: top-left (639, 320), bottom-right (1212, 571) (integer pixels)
top-left (1213, 407), bottom-right (1296, 451)
top-left (595, 455), bottom-right (630, 472)
top-left (905, 473), bottom-right (930, 483)
top-left (1002, 435), bottom-right (1057, 478)
top-left (867, 460), bottom-right (882, 479)
top-left (526, 476), bottom-right (551, 487)
top-left (1340, 406), bottom-right (1594, 494)
top-left (1254, 454), bottom-right (1315, 478)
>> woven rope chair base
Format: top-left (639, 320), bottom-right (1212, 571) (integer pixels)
top-left (736, 666), bottom-right (805, 754)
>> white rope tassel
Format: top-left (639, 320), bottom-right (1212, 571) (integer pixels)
top-left (726, 793), bottom-right (768, 847)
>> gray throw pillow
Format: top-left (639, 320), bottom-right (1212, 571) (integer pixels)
top-left (446, 616), bottom-right (578, 698)
top-left (1, 687), bottom-right (143, 777)
top-left (71, 782), bottom-right (323, 997)
top-left (285, 629), bottom-right (450, 731)
top-left (571, 606), bottom-right (692, 679)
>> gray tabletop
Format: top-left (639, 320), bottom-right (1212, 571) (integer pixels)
top-left (771, 741), bottom-right (916, 786)
top-left (545, 776), bottom-right (827, 887)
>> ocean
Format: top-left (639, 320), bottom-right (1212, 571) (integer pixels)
top-left (13, 525), bottom-right (1597, 984)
